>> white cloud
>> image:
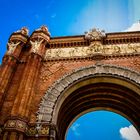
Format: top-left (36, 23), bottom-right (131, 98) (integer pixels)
top-left (71, 123), bottom-right (80, 136)
top-left (125, 21), bottom-right (140, 32)
top-left (120, 125), bottom-right (140, 140)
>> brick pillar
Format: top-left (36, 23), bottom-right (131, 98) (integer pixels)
top-left (6, 26), bottom-right (50, 139)
top-left (0, 27), bottom-right (28, 110)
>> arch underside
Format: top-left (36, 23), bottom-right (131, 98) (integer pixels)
top-left (57, 80), bottom-right (140, 139)
top-left (37, 64), bottom-right (140, 140)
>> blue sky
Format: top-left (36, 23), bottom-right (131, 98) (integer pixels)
top-left (0, 0), bottom-right (140, 62)
top-left (0, 0), bottom-right (140, 63)
top-left (0, 0), bottom-right (140, 139)
top-left (66, 111), bottom-right (132, 140)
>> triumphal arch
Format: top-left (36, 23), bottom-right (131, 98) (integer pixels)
top-left (0, 26), bottom-right (140, 140)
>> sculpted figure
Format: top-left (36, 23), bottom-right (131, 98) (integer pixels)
top-left (30, 39), bottom-right (44, 53)
top-left (7, 41), bottom-right (20, 54)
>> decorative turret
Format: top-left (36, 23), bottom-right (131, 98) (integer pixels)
top-left (5, 27), bottom-right (28, 59)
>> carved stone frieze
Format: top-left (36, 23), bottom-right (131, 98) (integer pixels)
top-left (26, 127), bottom-right (36, 135)
top-left (2, 120), bottom-right (50, 137)
top-left (37, 64), bottom-right (140, 123)
top-left (4, 119), bottom-right (27, 132)
top-left (26, 125), bottom-right (49, 136)
top-left (44, 43), bottom-right (140, 60)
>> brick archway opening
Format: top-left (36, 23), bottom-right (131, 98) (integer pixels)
top-left (38, 65), bottom-right (140, 140)
top-left (55, 76), bottom-right (140, 140)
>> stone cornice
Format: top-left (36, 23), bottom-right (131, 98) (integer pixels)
top-left (49, 31), bottom-right (140, 48)
top-left (8, 33), bottom-right (28, 45)
top-left (30, 31), bottom-right (50, 43)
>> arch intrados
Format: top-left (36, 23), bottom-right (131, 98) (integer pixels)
top-left (55, 79), bottom-right (140, 139)
top-left (53, 75), bottom-right (140, 124)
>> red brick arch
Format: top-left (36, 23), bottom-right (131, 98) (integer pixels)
top-left (37, 64), bottom-right (140, 140)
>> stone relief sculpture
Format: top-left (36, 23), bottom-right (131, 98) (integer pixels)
top-left (127, 43), bottom-right (137, 53)
top-left (45, 49), bottom-right (52, 58)
top-left (55, 49), bottom-right (63, 57)
top-left (112, 45), bottom-right (121, 54)
top-left (30, 39), bottom-right (44, 53)
top-left (85, 28), bottom-right (105, 40)
top-left (7, 41), bottom-right (20, 54)
top-left (90, 42), bottom-right (104, 53)
top-left (44, 43), bottom-right (140, 59)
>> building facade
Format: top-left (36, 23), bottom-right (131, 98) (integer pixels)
top-left (0, 26), bottom-right (140, 140)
